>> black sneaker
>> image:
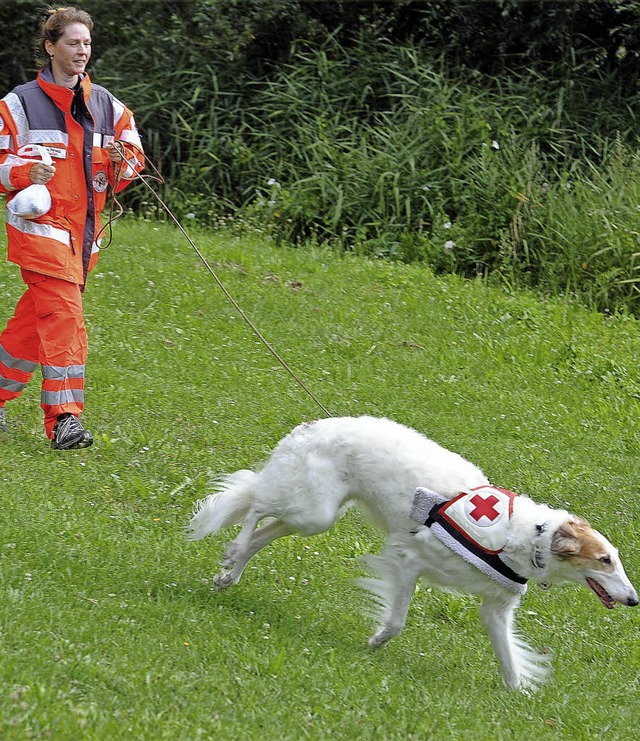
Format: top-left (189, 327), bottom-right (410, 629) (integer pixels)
top-left (51, 414), bottom-right (94, 450)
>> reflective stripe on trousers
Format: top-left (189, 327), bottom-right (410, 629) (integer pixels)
top-left (41, 364), bottom-right (86, 406)
top-left (0, 269), bottom-right (87, 437)
top-left (0, 342), bottom-right (38, 396)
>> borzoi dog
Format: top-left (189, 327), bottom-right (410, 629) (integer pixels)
top-left (187, 416), bottom-right (638, 691)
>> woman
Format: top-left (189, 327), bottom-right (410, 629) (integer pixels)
top-left (0, 6), bottom-right (144, 449)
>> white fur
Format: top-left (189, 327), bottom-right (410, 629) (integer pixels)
top-left (188, 415), bottom-right (638, 692)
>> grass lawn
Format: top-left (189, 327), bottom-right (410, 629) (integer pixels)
top-left (0, 217), bottom-right (639, 739)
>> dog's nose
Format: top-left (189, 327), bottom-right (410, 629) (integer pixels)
top-left (627, 596), bottom-right (639, 607)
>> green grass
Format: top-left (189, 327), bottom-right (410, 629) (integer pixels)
top-left (1, 217), bottom-right (639, 739)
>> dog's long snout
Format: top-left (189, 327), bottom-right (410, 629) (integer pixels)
top-left (619, 581), bottom-right (639, 607)
top-left (623, 576), bottom-right (638, 606)
top-left (615, 582), bottom-right (638, 607)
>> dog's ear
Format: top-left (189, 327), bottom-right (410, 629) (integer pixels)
top-left (551, 521), bottom-right (581, 559)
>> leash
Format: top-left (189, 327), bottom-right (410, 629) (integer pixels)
top-left (98, 141), bottom-right (333, 419)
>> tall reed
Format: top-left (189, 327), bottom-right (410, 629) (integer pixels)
top-left (97, 35), bottom-right (640, 315)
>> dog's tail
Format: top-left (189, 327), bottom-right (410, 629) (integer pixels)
top-left (186, 470), bottom-right (258, 541)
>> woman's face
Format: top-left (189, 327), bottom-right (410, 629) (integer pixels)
top-left (45, 22), bottom-right (92, 82)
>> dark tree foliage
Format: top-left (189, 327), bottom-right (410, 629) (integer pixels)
top-left (1, 1), bottom-right (639, 225)
top-left (365, 1), bottom-right (640, 81)
top-left (2, 0), bottom-right (639, 313)
top-left (2, 1), bottom-right (639, 93)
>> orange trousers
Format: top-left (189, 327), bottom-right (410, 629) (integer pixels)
top-left (0, 269), bottom-right (87, 438)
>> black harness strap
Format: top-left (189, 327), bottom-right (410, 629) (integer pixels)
top-left (424, 501), bottom-right (528, 586)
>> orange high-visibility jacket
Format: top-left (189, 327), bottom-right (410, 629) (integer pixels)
top-left (0, 67), bottom-right (144, 285)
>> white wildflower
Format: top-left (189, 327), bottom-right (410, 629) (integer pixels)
top-left (491, 140), bottom-right (500, 150)
top-left (444, 240), bottom-right (456, 252)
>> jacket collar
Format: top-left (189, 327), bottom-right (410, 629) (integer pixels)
top-left (37, 65), bottom-right (92, 111)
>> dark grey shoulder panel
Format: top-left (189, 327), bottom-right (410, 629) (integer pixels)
top-left (12, 80), bottom-right (117, 137)
top-left (12, 79), bottom-right (41, 97)
top-left (14, 81), bottom-right (66, 132)
top-left (87, 85), bottom-right (115, 135)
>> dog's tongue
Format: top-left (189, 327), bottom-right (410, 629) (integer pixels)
top-left (586, 577), bottom-right (616, 609)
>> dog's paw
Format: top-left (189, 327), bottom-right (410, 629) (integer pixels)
top-left (368, 627), bottom-right (395, 649)
top-left (506, 670), bottom-right (548, 696)
top-left (504, 639), bottom-right (552, 693)
top-left (212, 569), bottom-right (237, 590)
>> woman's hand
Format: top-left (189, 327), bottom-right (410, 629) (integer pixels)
top-left (29, 161), bottom-right (56, 184)
top-left (104, 142), bottom-right (124, 163)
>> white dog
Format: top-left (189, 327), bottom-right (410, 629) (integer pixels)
top-left (187, 416), bottom-right (638, 691)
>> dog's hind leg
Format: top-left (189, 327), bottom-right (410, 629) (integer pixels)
top-left (213, 518), bottom-right (296, 589)
top-left (217, 507), bottom-right (263, 568)
top-left (479, 596), bottom-right (551, 693)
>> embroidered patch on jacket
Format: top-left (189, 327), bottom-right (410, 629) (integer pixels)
top-left (411, 485), bottom-right (528, 594)
top-left (93, 171), bottom-right (109, 193)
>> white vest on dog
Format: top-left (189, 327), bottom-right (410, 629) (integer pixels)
top-left (435, 485), bottom-right (515, 553)
top-left (411, 485), bottom-right (528, 594)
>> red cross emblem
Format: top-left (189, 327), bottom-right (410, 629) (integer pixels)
top-left (468, 493), bottom-right (500, 522)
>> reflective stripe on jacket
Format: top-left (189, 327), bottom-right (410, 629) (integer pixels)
top-left (0, 66), bottom-right (144, 285)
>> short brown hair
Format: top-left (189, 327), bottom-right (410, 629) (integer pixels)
top-left (36, 6), bottom-right (94, 66)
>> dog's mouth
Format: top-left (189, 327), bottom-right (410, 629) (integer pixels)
top-left (586, 577), bottom-right (616, 609)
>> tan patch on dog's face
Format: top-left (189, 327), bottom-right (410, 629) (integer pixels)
top-left (551, 519), bottom-right (615, 572)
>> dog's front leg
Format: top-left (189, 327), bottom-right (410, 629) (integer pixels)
top-left (479, 596), bottom-right (550, 692)
top-left (479, 597), bottom-right (521, 689)
top-left (363, 543), bottom-right (423, 648)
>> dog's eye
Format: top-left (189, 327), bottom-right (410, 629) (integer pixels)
top-left (599, 556), bottom-right (612, 565)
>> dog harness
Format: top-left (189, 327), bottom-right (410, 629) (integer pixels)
top-left (411, 486), bottom-right (528, 594)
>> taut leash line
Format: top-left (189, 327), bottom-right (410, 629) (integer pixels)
top-left (106, 142), bottom-right (333, 419)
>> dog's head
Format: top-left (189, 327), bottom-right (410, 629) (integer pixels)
top-left (548, 519), bottom-right (638, 608)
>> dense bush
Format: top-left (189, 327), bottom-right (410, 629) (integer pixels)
top-left (1, 1), bottom-right (640, 313)
top-left (233, 40), bottom-right (640, 313)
